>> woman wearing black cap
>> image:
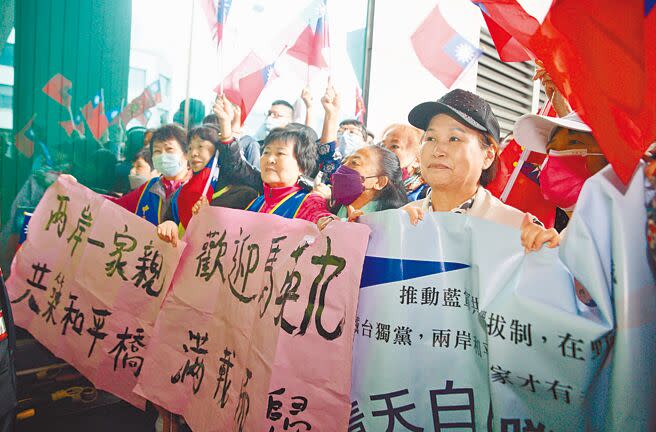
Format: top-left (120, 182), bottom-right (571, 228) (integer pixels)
top-left (403, 89), bottom-right (541, 232)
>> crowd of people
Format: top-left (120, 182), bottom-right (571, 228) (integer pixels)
top-left (89, 78), bottom-right (597, 255)
top-left (3, 58), bottom-right (648, 431)
top-left (0, 67), bottom-right (617, 263)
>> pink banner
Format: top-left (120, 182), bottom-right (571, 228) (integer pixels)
top-left (5, 177), bottom-right (184, 408)
top-left (134, 206), bottom-right (370, 431)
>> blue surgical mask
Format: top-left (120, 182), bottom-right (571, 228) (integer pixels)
top-left (153, 154), bottom-right (185, 177)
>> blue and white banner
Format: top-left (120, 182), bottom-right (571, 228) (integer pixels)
top-left (350, 163), bottom-right (654, 431)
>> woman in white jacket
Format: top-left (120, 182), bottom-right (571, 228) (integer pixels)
top-left (402, 89), bottom-right (547, 251)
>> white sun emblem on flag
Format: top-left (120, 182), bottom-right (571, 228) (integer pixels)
top-left (454, 43), bottom-right (476, 64)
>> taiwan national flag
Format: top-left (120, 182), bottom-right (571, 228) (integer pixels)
top-left (216, 51), bottom-right (267, 124)
top-left (201, 0), bottom-right (232, 45)
top-left (42, 73), bottom-right (72, 108)
top-left (59, 113), bottom-right (85, 137)
top-left (82, 93), bottom-right (109, 141)
top-left (411, 4), bottom-right (482, 88)
top-left (287, 4), bottom-right (330, 70)
top-left (238, 63), bottom-right (278, 119)
top-left (14, 116), bottom-right (36, 158)
top-left (118, 80), bottom-right (161, 126)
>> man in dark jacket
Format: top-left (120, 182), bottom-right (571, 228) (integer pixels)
top-left (0, 270), bottom-right (16, 432)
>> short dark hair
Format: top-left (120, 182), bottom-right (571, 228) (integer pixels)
top-left (188, 124), bottom-right (222, 153)
top-left (202, 113), bottom-right (220, 126)
top-left (150, 124), bottom-right (188, 154)
top-left (339, 119), bottom-right (368, 141)
top-left (263, 128), bottom-right (317, 177)
top-left (285, 122), bottom-right (319, 143)
top-left (133, 147), bottom-right (152, 166)
top-left (479, 133), bottom-right (499, 187)
top-left (271, 99), bottom-right (294, 114)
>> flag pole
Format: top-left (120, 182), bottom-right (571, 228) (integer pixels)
top-left (100, 88), bottom-right (109, 143)
top-left (218, 5), bottom-right (225, 96)
top-left (361, 0), bottom-right (375, 125)
top-left (184, 0), bottom-right (196, 130)
top-left (499, 92), bottom-right (553, 203)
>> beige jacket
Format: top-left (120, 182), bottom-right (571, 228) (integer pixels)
top-left (404, 186), bottom-right (528, 230)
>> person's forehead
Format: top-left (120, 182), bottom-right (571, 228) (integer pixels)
top-left (548, 127), bottom-right (597, 147)
top-left (383, 128), bottom-right (412, 144)
top-left (190, 136), bottom-right (213, 146)
top-left (270, 104), bottom-right (292, 114)
top-left (341, 124), bottom-right (359, 130)
top-left (266, 139), bottom-right (294, 151)
top-left (349, 147), bottom-right (373, 162)
top-left (154, 138), bottom-right (181, 148)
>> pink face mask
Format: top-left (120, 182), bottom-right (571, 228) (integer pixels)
top-left (539, 149), bottom-right (602, 211)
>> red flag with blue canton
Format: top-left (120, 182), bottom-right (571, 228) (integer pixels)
top-left (14, 116), bottom-right (35, 157)
top-left (287, 2), bottom-right (330, 69)
top-left (201, 0), bottom-right (232, 45)
top-left (117, 80), bottom-right (161, 126)
top-left (82, 93), bottom-right (109, 141)
top-left (411, 3), bottom-right (483, 88)
top-left (238, 63), bottom-right (278, 120)
top-left (216, 51), bottom-right (266, 123)
top-left (59, 113), bottom-right (85, 137)
top-left (42, 73), bottom-right (72, 108)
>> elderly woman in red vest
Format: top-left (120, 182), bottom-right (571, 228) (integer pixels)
top-left (192, 95), bottom-right (332, 223)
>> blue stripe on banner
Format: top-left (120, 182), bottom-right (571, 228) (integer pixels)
top-left (647, 0), bottom-right (656, 15)
top-left (360, 256), bottom-right (470, 288)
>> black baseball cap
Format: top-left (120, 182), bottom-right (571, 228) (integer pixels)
top-left (408, 89), bottom-right (500, 143)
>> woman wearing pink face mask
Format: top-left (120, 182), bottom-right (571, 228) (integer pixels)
top-left (514, 111), bottom-right (608, 251)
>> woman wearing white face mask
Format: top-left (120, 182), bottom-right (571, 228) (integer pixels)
top-left (127, 148), bottom-right (158, 190)
top-left (514, 111), bottom-right (608, 251)
top-left (108, 124), bottom-right (190, 225)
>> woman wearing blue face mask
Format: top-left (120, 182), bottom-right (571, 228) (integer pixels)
top-left (317, 145), bottom-right (409, 230)
top-left (108, 124), bottom-right (190, 225)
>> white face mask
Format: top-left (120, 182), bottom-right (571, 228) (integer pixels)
top-left (153, 154), bottom-right (185, 178)
top-left (265, 116), bottom-right (287, 133)
top-left (338, 133), bottom-right (365, 157)
top-left (128, 173), bottom-right (150, 190)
